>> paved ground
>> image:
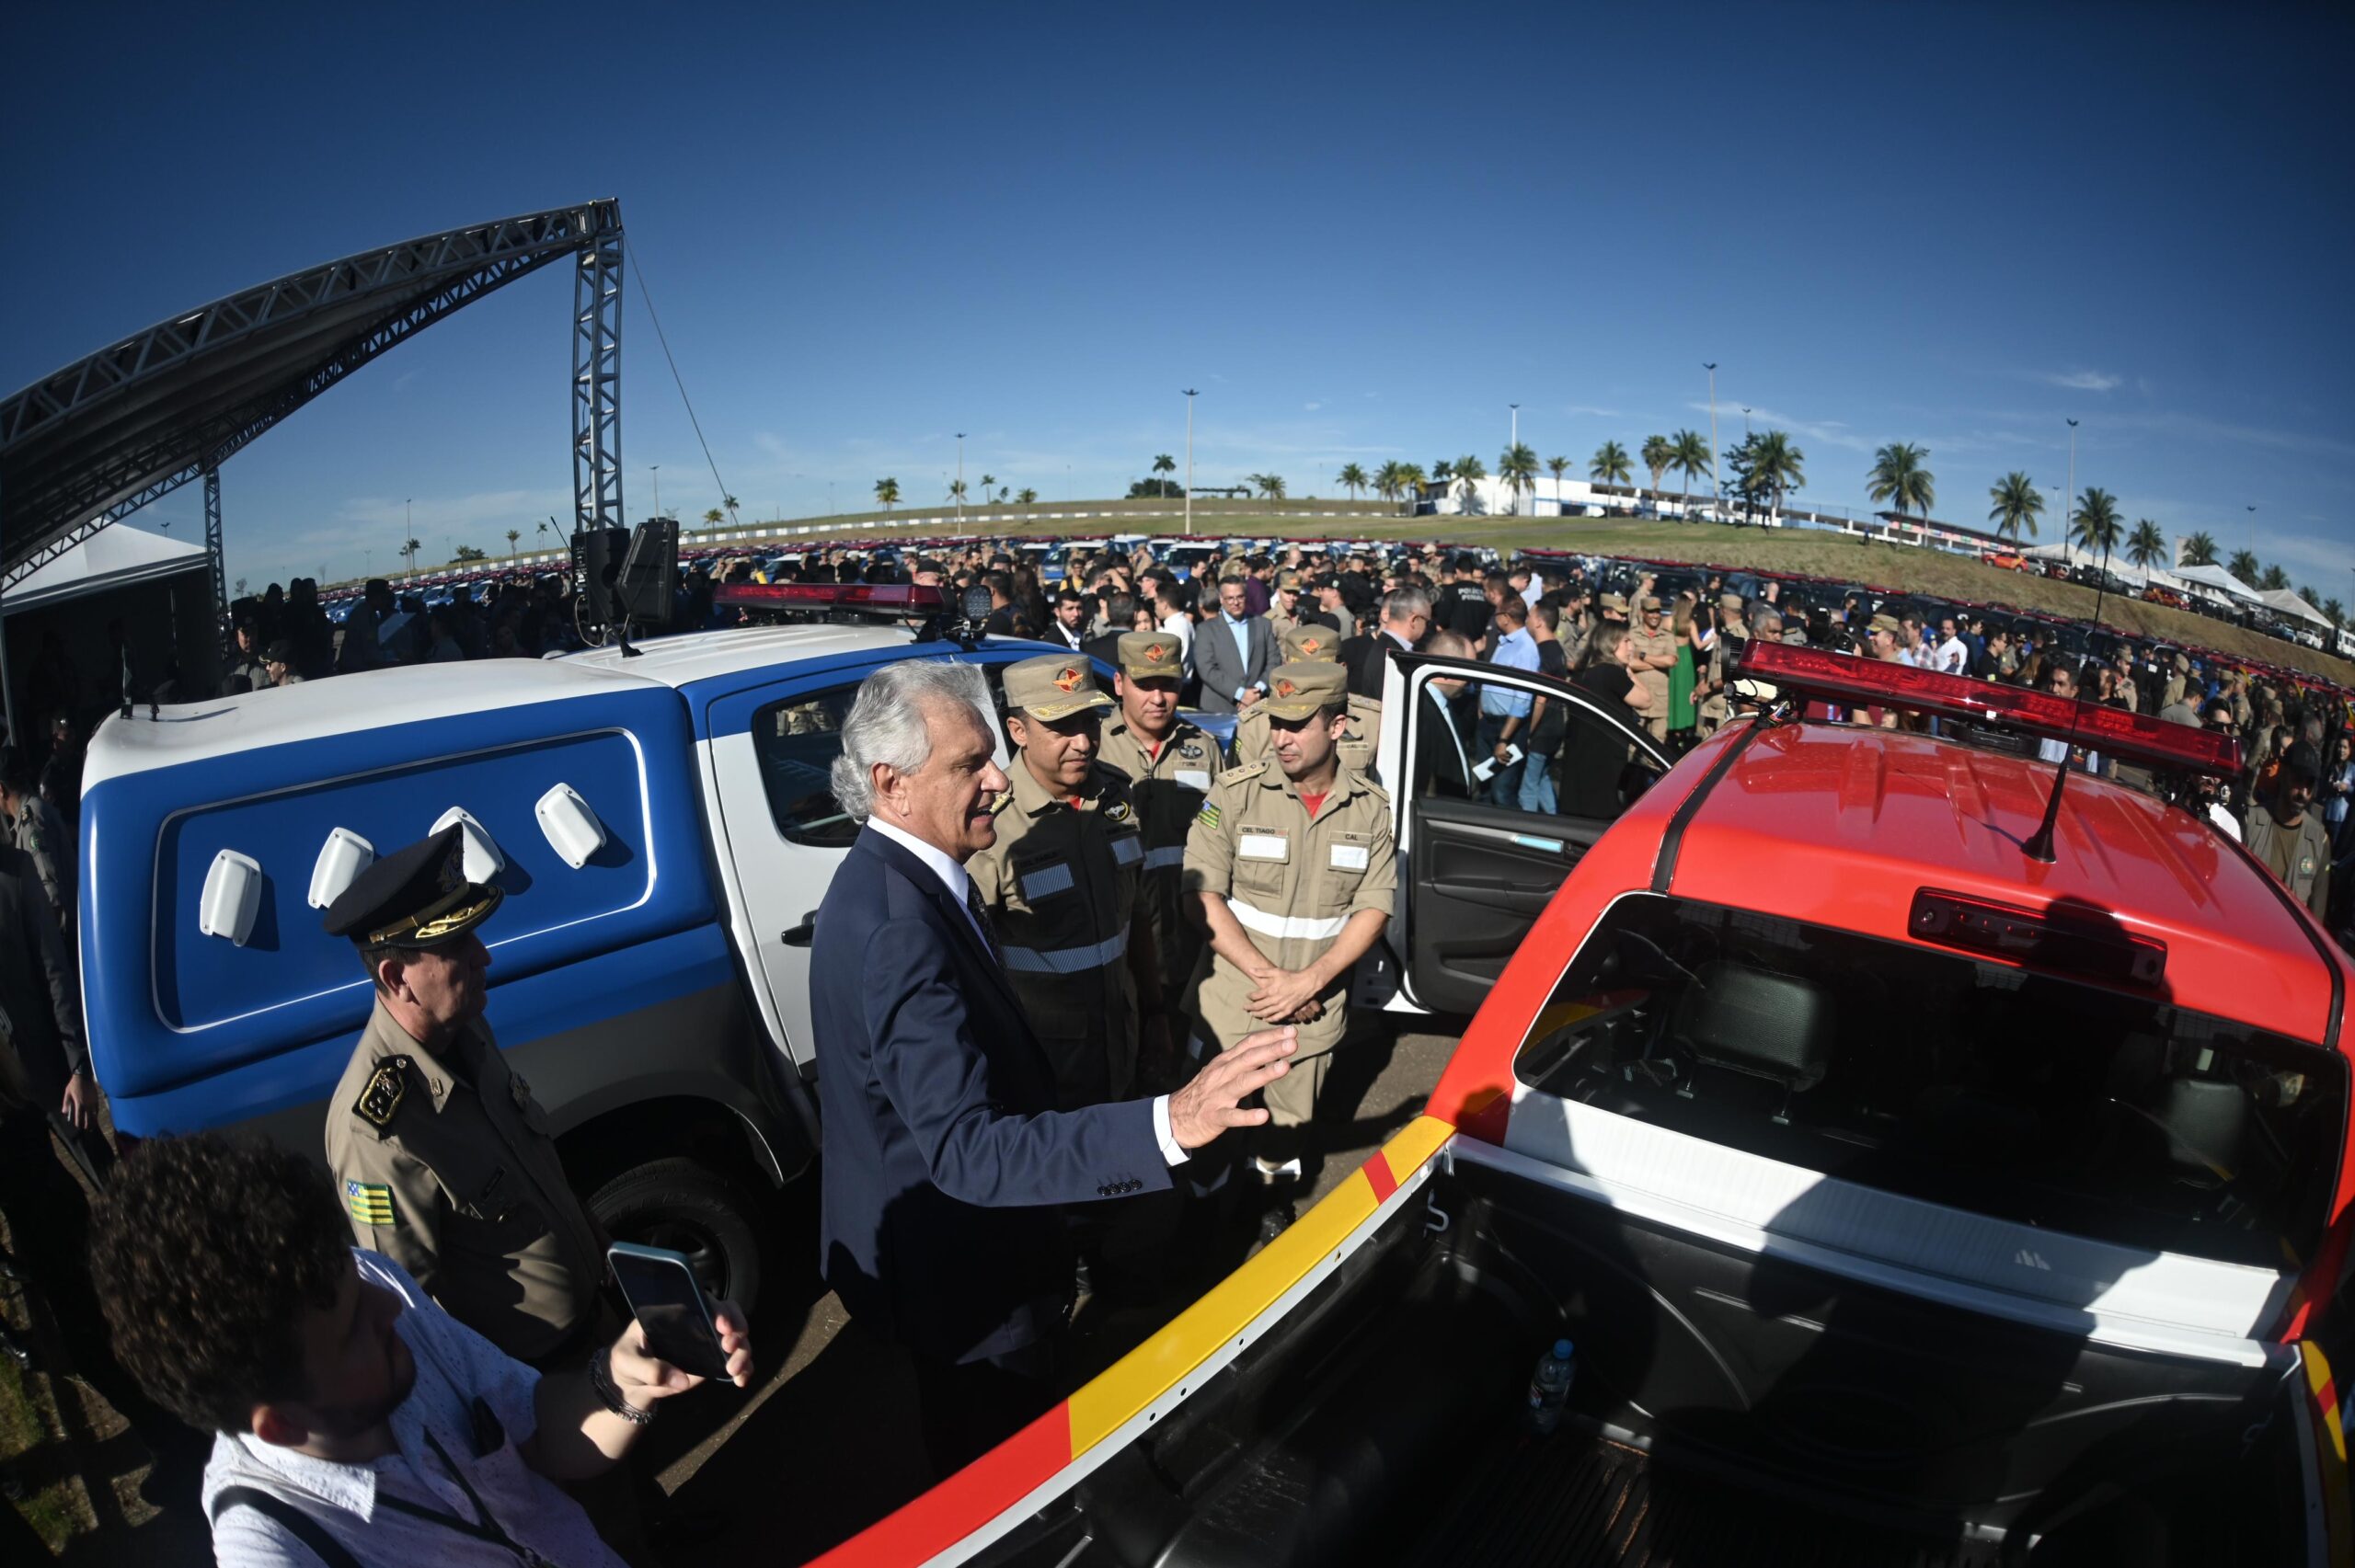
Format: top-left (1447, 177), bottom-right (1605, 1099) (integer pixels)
top-left (17, 1024), bottom-right (1461, 1563)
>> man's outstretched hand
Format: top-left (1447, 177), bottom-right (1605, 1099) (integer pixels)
top-left (1167, 1026), bottom-right (1296, 1150)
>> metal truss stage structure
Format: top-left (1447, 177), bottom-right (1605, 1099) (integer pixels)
top-left (0, 200), bottom-right (628, 614)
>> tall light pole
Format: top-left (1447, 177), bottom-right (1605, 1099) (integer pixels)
top-left (956, 433), bottom-right (966, 525)
top-left (1509, 404), bottom-right (1520, 515)
top-left (1742, 406), bottom-right (1752, 439)
top-left (2063, 419), bottom-right (2078, 550)
top-left (649, 464), bottom-right (662, 521)
top-left (1183, 390), bottom-right (1198, 535)
top-left (2246, 504), bottom-right (2257, 562)
top-left (403, 498), bottom-right (411, 578)
top-left (1703, 363), bottom-right (1720, 521)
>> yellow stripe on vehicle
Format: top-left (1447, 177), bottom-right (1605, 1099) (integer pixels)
top-left (1065, 1115), bottom-right (1453, 1456)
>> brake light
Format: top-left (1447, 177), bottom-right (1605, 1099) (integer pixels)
top-left (1735, 640), bottom-right (2243, 774)
top-left (715, 582), bottom-right (945, 612)
top-left (1911, 888), bottom-right (2167, 987)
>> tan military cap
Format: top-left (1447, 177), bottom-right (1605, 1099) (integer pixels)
top-left (1260, 661), bottom-right (1349, 720)
top-left (1004, 653), bottom-right (1114, 721)
top-left (1601, 593), bottom-right (1629, 617)
top-left (1280, 624), bottom-right (1340, 663)
top-left (1717, 592), bottom-right (1744, 611)
top-left (1869, 613), bottom-right (1901, 636)
top-left (1116, 631), bottom-right (1185, 681)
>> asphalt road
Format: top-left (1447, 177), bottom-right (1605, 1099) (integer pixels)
top-left (71, 1023), bottom-right (1460, 1566)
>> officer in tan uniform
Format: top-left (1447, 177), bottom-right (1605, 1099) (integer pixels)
top-left (322, 825), bottom-right (605, 1366)
top-left (1184, 661), bottom-right (1395, 1237)
top-left (1627, 595), bottom-right (1679, 743)
top-left (1096, 632), bottom-right (1218, 1081)
top-left (1228, 624), bottom-right (1382, 777)
top-left (968, 654), bottom-right (1163, 1109)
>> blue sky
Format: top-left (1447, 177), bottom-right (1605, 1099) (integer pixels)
top-left (7, 2), bottom-right (2351, 597)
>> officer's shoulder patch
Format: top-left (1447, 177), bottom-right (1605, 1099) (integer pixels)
top-left (353, 1058), bottom-right (410, 1129)
top-left (1216, 761), bottom-right (1270, 786)
top-left (344, 1178), bottom-right (396, 1229)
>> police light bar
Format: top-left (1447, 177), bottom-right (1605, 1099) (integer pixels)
top-left (714, 582), bottom-right (946, 613)
top-left (1734, 639), bottom-right (2243, 775)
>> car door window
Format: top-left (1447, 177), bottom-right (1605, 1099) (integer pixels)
top-left (748, 659), bottom-right (1019, 847)
top-left (1408, 674), bottom-right (1661, 820)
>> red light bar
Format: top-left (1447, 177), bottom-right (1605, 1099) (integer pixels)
top-left (1910, 888), bottom-right (2166, 987)
top-left (715, 582), bottom-right (945, 612)
top-left (1734, 639), bottom-right (2243, 774)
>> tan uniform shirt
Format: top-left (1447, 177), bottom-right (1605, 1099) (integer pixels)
top-left (1096, 714), bottom-right (1218, 1014)
top-left (968, 759), bottom-right (1148, 1108)
top-left (325, 1001), bottom-right (603, 1363)
top-left (1227, 694), bottom-right (1384, 779)
top-left (1182, 760), bottom-right (1394, 1063)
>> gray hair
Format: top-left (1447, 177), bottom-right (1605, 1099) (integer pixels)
top-left (1381, 586), bottom-right (1432, 624)
top-left (829, 659), bottom-right (994, 823)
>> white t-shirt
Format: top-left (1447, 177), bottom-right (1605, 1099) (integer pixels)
top-left (1160, 612), bottom-right (1196, 670)
top-left (1934, 635), bottom-right (1970, 675)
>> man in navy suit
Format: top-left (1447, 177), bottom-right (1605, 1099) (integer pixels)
top-left (812, 659), bottom-right (1295, 1477)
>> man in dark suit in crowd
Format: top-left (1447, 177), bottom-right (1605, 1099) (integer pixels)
top-left (811, 659), bottom-right (1295, 1478)
top-left (1191, 576), bottom-right (1276, 715)
top-left (1342, 586), bottom-right (1433, 701)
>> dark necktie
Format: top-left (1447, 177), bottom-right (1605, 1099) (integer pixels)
top-left (962, 879), bottom-right (1005, 967)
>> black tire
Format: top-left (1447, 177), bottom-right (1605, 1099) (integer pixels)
top-left (589, 1156), bottom-right (764, 1316)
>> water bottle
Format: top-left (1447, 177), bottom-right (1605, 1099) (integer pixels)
top-left (1525, 1338), bottom-right (1576, 1436)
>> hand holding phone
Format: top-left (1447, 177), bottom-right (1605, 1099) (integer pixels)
top-left (607, 1242), bottom-right (754, 1391)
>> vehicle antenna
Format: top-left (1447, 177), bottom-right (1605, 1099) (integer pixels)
top-left (2020, 514), bottom-right (2114, 864)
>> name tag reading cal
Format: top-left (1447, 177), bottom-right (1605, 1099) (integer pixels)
top-left (1330, 843), bottom-right (1370, 872)
top-left (1237, 832), bottom-right (1289, 862)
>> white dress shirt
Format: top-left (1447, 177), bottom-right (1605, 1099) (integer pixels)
top-left (865, 817), bottom-right (1186, 1164)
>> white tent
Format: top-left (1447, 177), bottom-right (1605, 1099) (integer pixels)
top-left (2260, 589), bottom-right (2331, 628)
top-left (3, 523), bottom-right (209, 617)
top-left (2018, 540), bottom-right (2153, 587)
top-left (2172, 562), bottom-right (2263, 605)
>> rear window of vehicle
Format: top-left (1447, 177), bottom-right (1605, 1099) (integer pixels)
top-left (1513, 894), bottom-right (2344, 1270)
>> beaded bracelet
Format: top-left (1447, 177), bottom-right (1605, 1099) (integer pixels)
top-left (588, 1345), bottom-right (654, 1425)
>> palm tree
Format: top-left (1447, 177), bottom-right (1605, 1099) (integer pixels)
top-left (948, 478), bottom-right (968, 504)
top-left (2227, 548), bottom-right (2261, 585)
top-left (2178, 531), bottom-right (2218, 567)
top-left (2259, 564), bottom-right (2291, 593)
top-left (2070, 488), bottom-right (2123, 555)
top-left (1017, 487), bottom-right (1038, 505)
top-left (979, 475), bottom-right (997, 507)
top-left (1430, 459), bottom-right (1453, 492)
top-left (1669, 429), bottom-right (1712, 516)
top-left (1588, 441), bottom-right (1629, 489)
top-left (1152, 454), bottom-right (1176, 482)
top-left (1986, 472), bottom-right (2044, 543)
top-left (2324, 599), bottom-right (2345, 632)
top-left (1747, 430), bottom-right (1805, 521)
top-left (505, 528), bottom-right (522, 561)
top-left (703, 508), bottom-right (723, 530)
top-left (1336, 462), bottom-right (1369, 500)
top-left (1639, 435), bottom-right (1672, 513)
top-left (1453, 454), bottom-right (1487, 511)
top-left (1866, 442), bottom-right (1936, 534)
top-left (1396, 462), bottom-right (1427, 517)
top-left (874, 477), bottom-right (900, 511)
top-left (2125, 519), bottom-right (2167, 569)
top-left (1373, 460), bottom-right (1404, 510)
top-left (1498, 443), bottom-right (1539, 516)
top-left (403, 537), bottom-right (422, 573)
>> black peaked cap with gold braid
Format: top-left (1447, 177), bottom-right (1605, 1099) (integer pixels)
top-left (323, 823), bottom-right (504, 948)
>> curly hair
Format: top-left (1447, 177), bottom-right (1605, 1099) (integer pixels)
top-left (88, 1132), bottom-right (350, 1433)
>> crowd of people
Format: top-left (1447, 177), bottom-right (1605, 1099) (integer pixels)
top-left (1, 531), bottom-right (2349, 1563)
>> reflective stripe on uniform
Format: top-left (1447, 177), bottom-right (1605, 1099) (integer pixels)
top-left (1110, 835), bottom-right (1142, 867)
top-left (1002, 929), bottom-right (1130, 974)
top-left (1226, 898), bottom-right (1347, 942)
top-left (1019, 863), bottom-right (1074, 900)
top-left (1142, 845), bottom-right (1186, 870)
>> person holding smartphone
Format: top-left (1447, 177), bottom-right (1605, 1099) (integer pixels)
top-left (90, 1131), bottom-right (753, 1568)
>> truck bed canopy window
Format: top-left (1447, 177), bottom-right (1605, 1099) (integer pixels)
top-left (1513, 894), bottom-right (2345, 1271)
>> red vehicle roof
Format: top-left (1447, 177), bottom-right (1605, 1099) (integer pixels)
top-left (1666, 722), bottom-right (2338, 1045)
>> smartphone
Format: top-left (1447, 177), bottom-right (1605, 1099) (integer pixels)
top-left (607, 1242), bottom-right (734, 1381)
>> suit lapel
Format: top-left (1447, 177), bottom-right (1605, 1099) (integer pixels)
top-left (857, 830), bottom-right (1027, 1016)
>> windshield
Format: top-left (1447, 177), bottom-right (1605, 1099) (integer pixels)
top-left (1513, 894), bottom-right (2345, 1270)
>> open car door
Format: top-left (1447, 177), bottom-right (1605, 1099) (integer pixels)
top-left (1381, 651), bottom-right (1670, 1016)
